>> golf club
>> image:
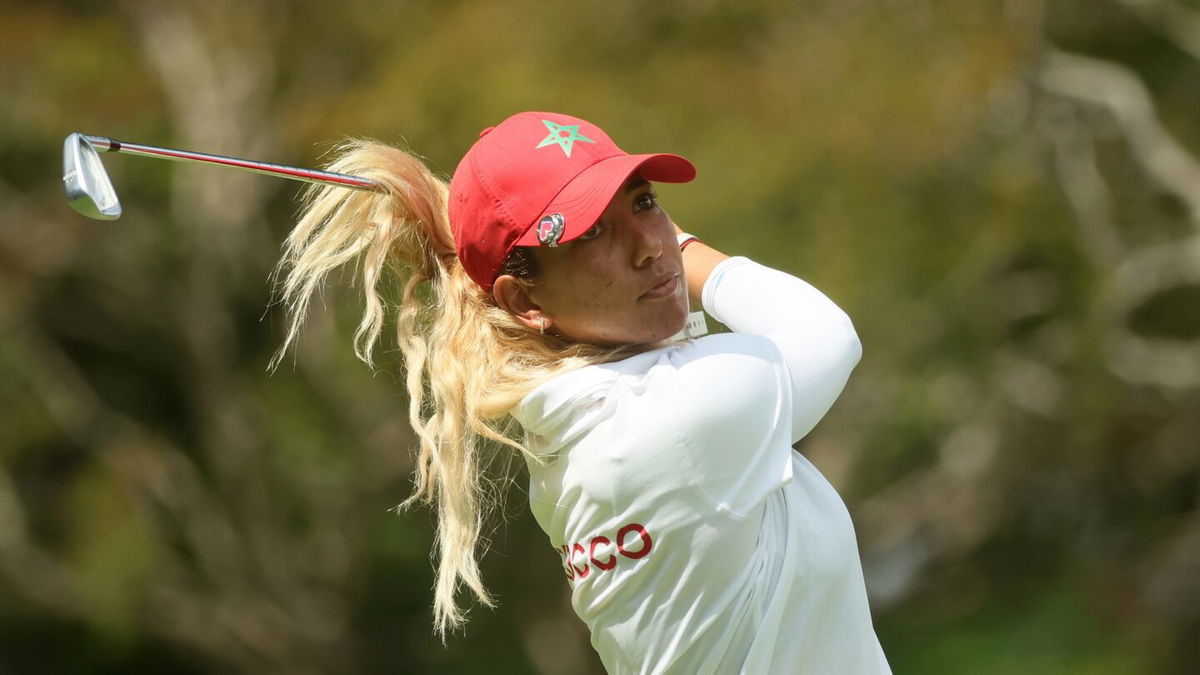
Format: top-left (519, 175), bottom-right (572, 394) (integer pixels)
top-left (63, 132), bottom-right (381, 220)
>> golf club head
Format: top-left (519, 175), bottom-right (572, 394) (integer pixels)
top-left (63, 132), bottom-right (121, 220)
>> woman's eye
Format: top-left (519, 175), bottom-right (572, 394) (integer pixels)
top-left (635, 192), bottom-right (658, 211)
top-left (577, 223), bottom-right (604, 241)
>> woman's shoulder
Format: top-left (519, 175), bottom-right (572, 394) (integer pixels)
top-left (566, 333), bottom-right (786, 396)
top-left (545, 333), bottom-right (787, 402)
top-left (513, 333), bottom-right (788, 442)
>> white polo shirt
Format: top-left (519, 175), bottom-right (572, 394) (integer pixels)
top-left (513, 257), bottom-right (890, 674)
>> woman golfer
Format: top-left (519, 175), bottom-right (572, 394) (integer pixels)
top-left (274, 111), bottom-right (890, 673)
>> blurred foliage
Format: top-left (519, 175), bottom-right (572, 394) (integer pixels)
top-left (2, 0), bottom-right (1199, 672)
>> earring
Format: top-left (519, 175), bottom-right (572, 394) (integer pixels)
top-left (538, 318), bottom-right (546, 335)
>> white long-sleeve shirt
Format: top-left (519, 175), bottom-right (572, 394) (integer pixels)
top-left (512, 257), bottom-right (890, 674)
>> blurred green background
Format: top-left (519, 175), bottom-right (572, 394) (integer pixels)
top-left (2, 0), bottom-right (1198, 672)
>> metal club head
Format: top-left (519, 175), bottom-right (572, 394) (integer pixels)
top-left (63, 132), bottom-right (121, 220)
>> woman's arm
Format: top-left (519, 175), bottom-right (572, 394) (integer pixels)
top-left (676, 226), bottom-right (862, 444)
top-left (676, 224), bottom-right (728, 303)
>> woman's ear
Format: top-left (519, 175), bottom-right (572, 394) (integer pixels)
top-left (492, 274), bottom-right (551, 332)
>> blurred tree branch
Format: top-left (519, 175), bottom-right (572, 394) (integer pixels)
top-left (1036, 48), bottom-right (1200, 388)
top-left (857, 10), bottom-right (1200, 667)
top-left (1114, 0), bottom-right (1200, 62)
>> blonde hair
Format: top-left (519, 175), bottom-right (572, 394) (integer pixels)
top-left (271, 140), bottom-right (630, 636)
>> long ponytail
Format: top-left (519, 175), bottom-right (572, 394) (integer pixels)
top-left (271, 140), bottom-right (626, 636)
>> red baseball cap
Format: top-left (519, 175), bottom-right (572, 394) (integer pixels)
top-left (448, 111), bottom-right (696, 290)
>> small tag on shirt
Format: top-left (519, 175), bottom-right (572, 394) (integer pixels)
top-left (671, 310), bottom-right (709, 341)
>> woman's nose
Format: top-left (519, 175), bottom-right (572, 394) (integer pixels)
top-left (629, 220), bottom-right (663, 268)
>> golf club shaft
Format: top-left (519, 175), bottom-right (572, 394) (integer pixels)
top-left (82, 135), bottom-right (380, 192)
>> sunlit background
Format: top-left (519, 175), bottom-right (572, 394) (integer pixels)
top-left (2, 1), bottom-right (1199, 672)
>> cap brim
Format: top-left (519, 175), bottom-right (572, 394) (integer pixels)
top-left (514, 153), bottom-right (695, 247)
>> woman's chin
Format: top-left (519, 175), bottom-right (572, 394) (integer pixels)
top-left (557, 301), bottom-right (691, 346)
top-left (645, 313), bottom-right (691, 344)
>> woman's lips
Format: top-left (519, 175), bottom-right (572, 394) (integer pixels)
top-left (641, 274), bottom-right (679, 300)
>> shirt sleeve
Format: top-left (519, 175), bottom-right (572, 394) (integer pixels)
top-left (701, 257), bottom-right (863, 444)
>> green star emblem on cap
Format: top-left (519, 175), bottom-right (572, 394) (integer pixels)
top-left (535, 120), bottom-right (595, 158)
